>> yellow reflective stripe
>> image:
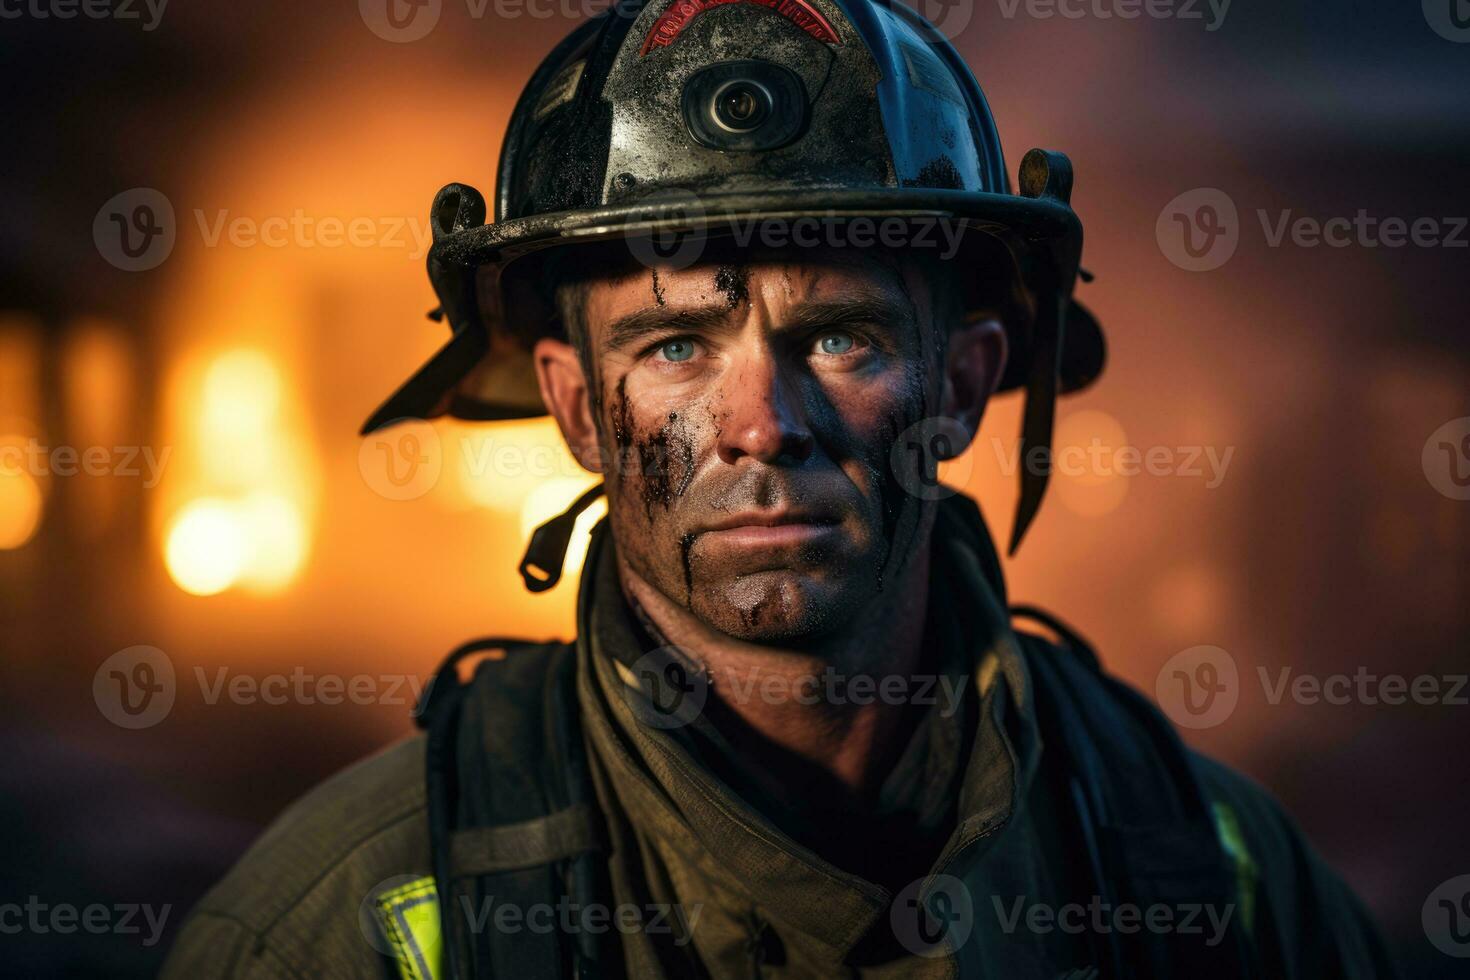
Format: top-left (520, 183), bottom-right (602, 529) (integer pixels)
top-left (374, 876), bottom-right (444, 980)
top-left (1211, 801), bottom-right (1259, 940)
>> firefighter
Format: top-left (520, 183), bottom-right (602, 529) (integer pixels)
top-left (163, 0), bottom-right (1395, 976)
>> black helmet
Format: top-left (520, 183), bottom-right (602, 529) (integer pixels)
top-left (362, 0), bottom-right (1106, 555)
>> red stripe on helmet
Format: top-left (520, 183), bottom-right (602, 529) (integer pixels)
top-left (639, 0), bottom-right (841, 56)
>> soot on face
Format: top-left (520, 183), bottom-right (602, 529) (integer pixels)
top-left (608, 375), bottom-right (698, 522)
top-left (638, 411), bottom-right (697, 519)
top-left (594, 253), bottom-right (949, 642)
top-left (713, 264), bottom-right (749, 307)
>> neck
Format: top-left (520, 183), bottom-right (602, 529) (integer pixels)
top-left (617, 543), bottom-right (933, 800)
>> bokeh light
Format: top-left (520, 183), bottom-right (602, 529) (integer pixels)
top-left (1052, 408), bottom-right (1130, 518)
top-left (165, 499), bottom-right (249, 596)
top-left (0, 465), bottom-right (43, 550)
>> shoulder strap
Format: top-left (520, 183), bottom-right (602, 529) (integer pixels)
top-left (417, 638), bottom-right (613, 980)
top-left (1012, 607), bottom-right (1257, 980)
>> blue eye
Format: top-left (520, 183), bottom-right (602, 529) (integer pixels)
top-left (659, 339), bottom-right (696, 362)
top-left (816, 332), bottom-right (855, 355)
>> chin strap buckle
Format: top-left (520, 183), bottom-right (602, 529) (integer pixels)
top-left (519, 484), bottom-right (606, 592)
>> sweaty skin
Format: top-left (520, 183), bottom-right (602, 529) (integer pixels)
top-left (535, 245), bottom-right (1005, 796)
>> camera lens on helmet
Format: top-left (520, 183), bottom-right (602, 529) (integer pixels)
top-left (682, 60), bottom-right (806, 152)
top-left (711, 80), bottom-right (772, 133)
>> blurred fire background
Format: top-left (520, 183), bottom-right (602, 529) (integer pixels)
top-left (1, 0), bottom-right (1467, 975)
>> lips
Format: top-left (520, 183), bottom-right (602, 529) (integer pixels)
top-left (696, 509), bottom-right (842, 550)
top-left (700, 509), bottom-right (839, 533)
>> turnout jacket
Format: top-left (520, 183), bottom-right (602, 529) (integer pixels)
top-left (162, 496), bottom-right (1396, 979)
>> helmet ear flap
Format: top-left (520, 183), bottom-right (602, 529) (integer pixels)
top-left (1007, 149), bottom-right (1082, 555)
top-left (1009, 288), bottom-right (1063, 556)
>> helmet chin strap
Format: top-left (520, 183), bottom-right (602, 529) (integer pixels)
top-left (520, 483), bottom-right (606, 592)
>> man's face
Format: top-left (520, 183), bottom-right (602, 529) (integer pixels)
top-left (564, 248), bottom-right (955, 643)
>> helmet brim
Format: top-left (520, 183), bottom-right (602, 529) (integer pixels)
top-left (361, 187), bottom-right (1102, 435)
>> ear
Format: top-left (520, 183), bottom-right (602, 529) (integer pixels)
top-left (533, 337), bottom-right (603, 473)
top-left (938, 317), bottom-right (1007, 456)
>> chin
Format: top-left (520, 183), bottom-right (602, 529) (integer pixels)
top-left (691, 569), bottom-right (872, 644)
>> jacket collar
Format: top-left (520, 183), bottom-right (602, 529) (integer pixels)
top-left (573, 495), bottom-right (1041, 958)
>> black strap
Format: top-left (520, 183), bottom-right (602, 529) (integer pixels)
top-left (418, 638), bottom-right (612, 980)
top-left (450, 803), bottom-right (604, 876)
top-left (520, 484), bottom-right (605, 592)
top-left (1014, 607), bottom-right (1255, 980)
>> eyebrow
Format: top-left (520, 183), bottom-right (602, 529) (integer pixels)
top-left (602, 304), bottom-right (733, 353)
top-left (781, 297), bottom-right (916, 335)
top-left (600, 293), bottom-right (916, 353)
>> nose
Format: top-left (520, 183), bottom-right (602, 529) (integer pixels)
top-left (715, 351), bottom-right (815, 466)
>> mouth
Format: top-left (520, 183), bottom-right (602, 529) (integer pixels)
top-left (696, 509), bottom-right (842, 550)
